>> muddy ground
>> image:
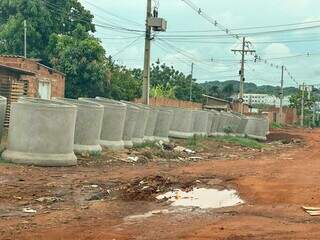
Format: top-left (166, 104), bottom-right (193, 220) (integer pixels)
top-left (0, 128), bottom-right (319, 240)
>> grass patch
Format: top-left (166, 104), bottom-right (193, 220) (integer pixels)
top-left (271, 122), bottom-right (284, 129)
top-left (210, 136), bottom-right (265, 149)
top-left (187, 135), bottom-right (208, 150)
top-left (133, 141), bottom-right (159, 149)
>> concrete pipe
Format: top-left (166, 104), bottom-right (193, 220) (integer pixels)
top-left (167, 107), bottom-right (194, 139)
top-left (54, 98), bottom-right (104, 154)
top-left (120, 102), bottom-right (140, 148)
top-left (0, 96), bottom-right (7, 142)
top-left (245, 117), bottom-right (268, 141)
top-left (228, 113), bottom-right (242, 136)
top-left (216, 111), bottom-right (233, 136)
top-left (84, 97), bottom-right (127, 150)
top-left (236, 115), bottom-right (249, 137)
top-left (154, 108), bottom-right (174, 143)
top-left (192, 110), bottom-right (209, 136)
top-left (95, 97), bottom-right (127, 150)
top-left (144, 107), bottom-right (159, 142)
top-left (121, 101), bottom-right (150, 146)
top-left (209, 110), bottom-right (221, 136)
top-left (2, 97), bottom-right (77, 167)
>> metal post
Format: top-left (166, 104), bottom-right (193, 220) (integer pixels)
top-left (142, 0), bottom-right (152, 105)
top-left (24, 20), bottom-right (27, 58)
top-left (189, 62), bottom-right (194, 101)
top-left (301, 83), bottom-right (305, 127)
top-left (279, 65), bottom-right (284, 124)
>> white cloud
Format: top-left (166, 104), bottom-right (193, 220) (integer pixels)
top-left (263, 43), bottom-right (291, 56)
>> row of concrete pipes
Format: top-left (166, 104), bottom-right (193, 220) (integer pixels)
top-left (0, 97), bottom-right (269, 167)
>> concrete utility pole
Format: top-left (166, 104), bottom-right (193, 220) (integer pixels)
top-left (300, 83), bottom-right (305, 127)
top-left (24, 20), bottom-right (27, 58)
top-left (312, 103), bottom-right (316, 127)
top-left (279, 65), bottom-right (284, 124)
top-left (189, 62), bottom-right (194, 101)
top-left (231, 37), bottom-right (256, 114)
top-left (142, 0), bottom-right (152, 105)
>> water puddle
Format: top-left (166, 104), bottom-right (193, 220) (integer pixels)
top-left (156, 188), bottom-right (244, 209)
top-left (125, 209), bottom-right (175, 220)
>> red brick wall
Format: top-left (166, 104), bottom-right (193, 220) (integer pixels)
top-left (135, 97), bottom-right (202, 109)
top-left (0, 56), bottom-right (65, 98)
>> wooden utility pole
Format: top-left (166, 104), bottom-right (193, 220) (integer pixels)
top-left (24, 20), bottom-right (27, 58)
top-left (300, 83), bottom-right (305, 127)
top-left (231, 37), bottom-right (255, 114)
top-left (142, 0), bottom-right (152, 105)
top-left (189, 62), bottom-right (194, 101)
top-left (279, 65), bottom-right (284, 124)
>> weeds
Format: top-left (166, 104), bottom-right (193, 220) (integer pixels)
top-left (271, 122), bottom-right (284, 129)
top-left (210, 136), bottom-right (265, 149)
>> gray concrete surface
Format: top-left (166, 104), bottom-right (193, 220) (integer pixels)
top-left (228, 113), bottom-right (242, 136)
top-left (235, 114), bottom-right (249, 137)
top-left (0, 96), bottom-right (6, 143)
top-left (216, 111), bottom-right (233, 136)
top-left (209, 110), bottom-right (221, 136)
top-left (154, 108), bottom-right (173, 143)
top-left (122, 101), bottom-right (150, 146)
top-left (2, 97), bottom-right (77, 167)
top-left (165, 107), bottom-right (194, 139)
top-left (120, 102), bottom-right (140, 148)
top-left (192, 110), bottom-right (209, 136)
top-left (86, 97), bottom-right (127, 150)
top-left (54, 98), bottom-right (104, 154)
top-left (245, 116), bottom-right (269, 141)
top-left (144, 107), bottom-right (159, 142)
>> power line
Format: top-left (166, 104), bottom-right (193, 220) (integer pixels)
top-left (111, 34), bottom-right (144, 58)
top-left (81, 0), bottom-right (143, 28)
top-left (42, 0), bottom-right (144, 34)
top-left (167, 19), bottom-right (320, 33)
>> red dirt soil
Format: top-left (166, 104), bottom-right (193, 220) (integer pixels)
top-left (0, 128), bottom-right (319, 240)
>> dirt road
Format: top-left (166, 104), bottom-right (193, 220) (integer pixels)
top-left (0, 128), bottom-right (319, 240)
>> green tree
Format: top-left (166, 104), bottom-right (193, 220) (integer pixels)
top-left (221, 83), bottom-right (235, 98)
top-left (0, 0), bottom-right (94, 64)
top-left (48, 25), bottom-right (107, 98)
top-left (106, 60), bottom-right (141, 101)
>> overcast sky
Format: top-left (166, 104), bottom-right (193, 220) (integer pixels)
top-left (79, 0), bottom-right (320, 88)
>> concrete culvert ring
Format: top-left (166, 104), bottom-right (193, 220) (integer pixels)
top-left (153, 108), bottom-right (173, 143)
top-left (2, 97), bottom-right (77, 167)
top-left (120, 101), bottom-right (140, 148)
top-left (161, 106), bottom-right (194, 139)
top-left (121, 101), bottom-right (150, 146)
top-left (81, 97), bottom-right (127, 150)
top-left (144, 107), bottom-right (159, 143)
top-left (0, 96), bottom-right (7, 143)
top-left (53, 98), bottom-right (104, 154)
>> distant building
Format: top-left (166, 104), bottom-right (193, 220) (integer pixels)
top-left (202, 94), bottom-right (251, 113)
top-left (242, 94), bottom-right (291, 107)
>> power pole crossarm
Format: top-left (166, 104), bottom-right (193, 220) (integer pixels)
top-left (231, 37), bottom-right (256, 114)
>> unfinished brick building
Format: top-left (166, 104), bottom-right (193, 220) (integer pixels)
top-left (0, 55), bottom-right (65, 126)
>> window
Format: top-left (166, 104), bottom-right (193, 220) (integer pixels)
top-left (38, 81), bottom-right (51, 100)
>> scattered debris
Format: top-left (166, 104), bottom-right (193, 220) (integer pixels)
top-left (174, 146), bottom-right (195, 154)
top-left (36, 197), bottom-right (62, 203)
top-left (302, 206), bottom-right (320, 216)
top-left (126, 156), bottom-right (139, 163)
top-left (22, 208), bottom-right (37, 214)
